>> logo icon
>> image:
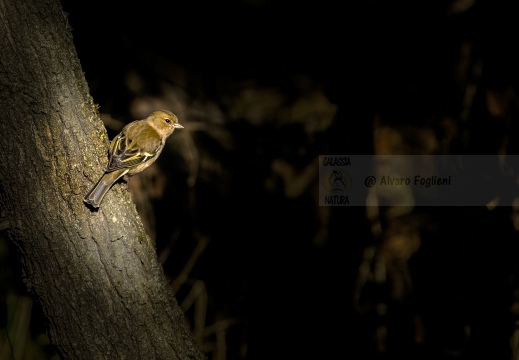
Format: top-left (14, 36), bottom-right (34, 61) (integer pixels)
top-left (322, 169), bottom-right (352, 194)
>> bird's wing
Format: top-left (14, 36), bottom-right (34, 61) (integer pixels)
top-left (106, 126), bottom-right (161, 172)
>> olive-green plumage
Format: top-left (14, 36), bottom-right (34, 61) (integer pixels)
top-left (84, 110), bottom-right (183, 208)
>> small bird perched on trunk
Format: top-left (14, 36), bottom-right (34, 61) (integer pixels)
top-left (84, 110), bottom-right (183, 208)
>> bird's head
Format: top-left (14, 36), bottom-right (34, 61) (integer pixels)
top-left (147, 110), bottom-right (183, 137)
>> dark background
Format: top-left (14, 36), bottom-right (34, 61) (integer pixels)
top-left (3, 0), bottom-right (519, 359)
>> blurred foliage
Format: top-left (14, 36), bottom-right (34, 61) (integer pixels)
top-left (3, 0), bottom-right (519, 359)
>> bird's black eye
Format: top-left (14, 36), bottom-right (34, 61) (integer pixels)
top-left (165, 118), bottom-right (171, 124)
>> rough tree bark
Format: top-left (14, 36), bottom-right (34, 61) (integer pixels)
top-left (0, 1), bottom-right (205, 359)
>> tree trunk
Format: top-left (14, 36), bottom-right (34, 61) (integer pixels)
top-left (0, 1), bottom-right (205, 359)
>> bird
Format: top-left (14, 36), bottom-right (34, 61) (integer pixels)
top-left (84, 110), bottom-right (183, 208)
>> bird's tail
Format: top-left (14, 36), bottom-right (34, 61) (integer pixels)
top-left (84, 169), bottom-right (128, 208)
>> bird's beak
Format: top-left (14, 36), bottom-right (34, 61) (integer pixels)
top-left (174, 124), bottom-right (184, 129)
